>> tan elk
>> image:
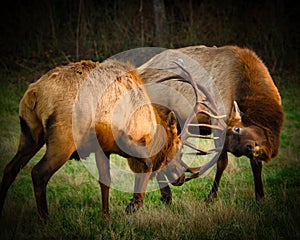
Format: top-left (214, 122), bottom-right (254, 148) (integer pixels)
top-left (137, 45), bottom-right (284, 202)
top-left (0, 59), bottom-right (190, 222)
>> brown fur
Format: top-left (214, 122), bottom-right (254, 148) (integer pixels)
top-left (137, 45), bottom-right (284, 201)
top-left (223, 47), bottom-right (282, 159)
top-left (0, 59), bottom-right (183, 221)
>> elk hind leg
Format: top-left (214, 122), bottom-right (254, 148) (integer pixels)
top-left (31, 142), bottom-right (75, 222)
top-left (0, 117), bottom-right (44, 216)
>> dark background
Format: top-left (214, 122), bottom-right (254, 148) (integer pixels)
top-left (0, 0), bottom-right (299, 84)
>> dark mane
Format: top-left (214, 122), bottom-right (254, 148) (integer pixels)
top-left (236, 47), bottom-right (284, 160)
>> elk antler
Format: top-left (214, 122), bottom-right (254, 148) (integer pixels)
top-left (156, 59), bottom-right (227, 183)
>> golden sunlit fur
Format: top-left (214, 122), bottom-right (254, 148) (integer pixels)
top-left (0, 59), bottom-right (183, 220)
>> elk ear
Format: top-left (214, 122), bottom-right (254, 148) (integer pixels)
top-left (23, 89), bottom-right (37, 111)
top-left (231, 101), bottom-right (243, 122)
top-left (167, 111), bottom-right (177, 130)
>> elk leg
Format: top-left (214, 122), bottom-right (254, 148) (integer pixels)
top-left (250, 158), bottom-right (264, 201)
top-left (126, 171), bottom-right (151, 214)
top-left (31, 145), bottom-right (74, 222)
top-left (0, 125), bottom-right (44, 216)
top-left (156, 172), bottom-right (172, 204)
top-left (95, 151), bottom-right (111, 218)
top-left (205, 149), bottom-right (228, 202)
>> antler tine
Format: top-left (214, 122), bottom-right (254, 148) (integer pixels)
top-left (183, 150), bottom-right (222, 182)
top-left (196, 101), bottom-right (226, 119)
top-left (187, 123), bottom-right (224, 131)
top-left (183, 152), bottom-right (207, 156)
top-left (156, 76), bottom-right (189, 84)
top-left (183, 140), bottom-right (211, 155)
top-left (184, 132), bottom-right (220, 140)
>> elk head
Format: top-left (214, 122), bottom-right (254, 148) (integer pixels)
top-left (123, 108), bottom-right (185, 178)
top-left (226, 101), bottom-right (269, 160)
top-left (152, 109), bottom-right (187, 183)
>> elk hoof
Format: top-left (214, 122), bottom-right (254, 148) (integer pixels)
top-left (255, 194), bottom-right (265, 203)
top-left (160, 195), bottom-right (172, 205)
top-left (205, 193), bottom-right (217, 203)
top-left (126, 202), bottom-right (138, 214)
top-left (101, 212), bottom-right (110, 221)
top-left (38, 213), bottom-right (49, 225)
top-left (38, 217), bottom-right (49, 225)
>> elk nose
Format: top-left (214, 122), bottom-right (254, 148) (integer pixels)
top-left (246, 145), bottom-right (255, 158)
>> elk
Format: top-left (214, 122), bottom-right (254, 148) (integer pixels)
top-left (0, 59), bottom-right (190, 222)
top-left (137, 45), bottom-right (284, 201)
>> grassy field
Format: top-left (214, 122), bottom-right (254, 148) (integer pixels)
top-left (0, 75), bottom-right (299, 239)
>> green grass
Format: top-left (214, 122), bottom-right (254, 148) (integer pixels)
top-left (0, 77), bottom-right (299, 239)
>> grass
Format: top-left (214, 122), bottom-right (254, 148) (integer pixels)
top-left (0, 75), bottom-right (299, 239)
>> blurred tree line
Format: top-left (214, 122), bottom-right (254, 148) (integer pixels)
top-left (0, 0), bottom-right (298, 82)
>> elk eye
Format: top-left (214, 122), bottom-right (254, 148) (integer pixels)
top-left (233, 127), bottom-right (240, 133)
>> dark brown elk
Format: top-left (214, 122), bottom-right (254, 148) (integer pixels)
top-left (137, 45), bottom-right (284, 201)
top-left (0, 59), bottom-right (187, 222)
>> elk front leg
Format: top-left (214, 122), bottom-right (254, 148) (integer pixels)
top-left (250, 158), bottom-right (264, 201)
top-left (126, 171), bottom-right (151, 214)
top-left (205, 149), bottom-right (228, 202)
top-left (95, 151), bottom-right (111, 218)
top-left (156, 171), bottom-right (172, 204)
